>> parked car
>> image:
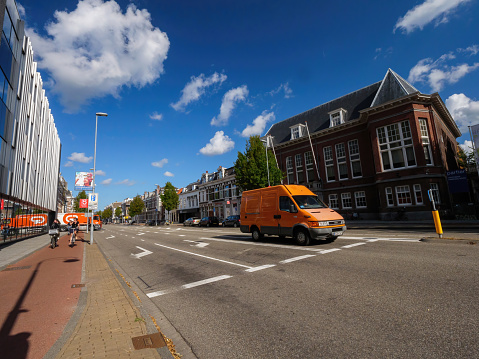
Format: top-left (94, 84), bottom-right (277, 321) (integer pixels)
top-left (199, 216), bottom-right (219, 227)
top-left (222, 215), bottom-right (241, 227)
top-left (184, 217), bottom-right (201, 226)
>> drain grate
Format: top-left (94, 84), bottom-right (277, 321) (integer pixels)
top-left (132, 333), bottom-right (166, 350)
top-left (71, 284), bottom-right (85, 288)
top-left (3, 265), bottom-right (32, 271)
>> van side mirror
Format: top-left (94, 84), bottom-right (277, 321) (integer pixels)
top-left (289, 204), bottom-right (297, 213)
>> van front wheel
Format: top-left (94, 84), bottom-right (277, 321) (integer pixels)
top-left (251, 228), bottom-right (263, 242)
top-left (294, 229), bottom-right (310, 246)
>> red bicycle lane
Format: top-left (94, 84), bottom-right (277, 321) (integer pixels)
top-left (0, 233), bottom-right (85, 359)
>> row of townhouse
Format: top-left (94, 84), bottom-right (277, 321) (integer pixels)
top-left (178, 166), bottom-right (241, 222)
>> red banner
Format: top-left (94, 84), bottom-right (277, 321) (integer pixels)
top-left (79, 199), bottom-right (88, 208)
top-left (1, 199), bottom-right (3, 210)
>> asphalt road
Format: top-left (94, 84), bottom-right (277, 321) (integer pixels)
top-left (95, 224), bottom-right (479, 359)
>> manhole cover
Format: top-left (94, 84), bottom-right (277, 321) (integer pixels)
top-left (3, 266), bottom-right (32, 271)
top-left (132, 333), bottom-right (166, 350)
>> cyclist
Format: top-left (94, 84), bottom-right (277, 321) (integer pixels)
top-left (69, 218), bottom-right (78, 246)
top-left (50, 219), bottom-right (61, 248)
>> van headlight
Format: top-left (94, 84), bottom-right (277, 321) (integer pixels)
top-left (310, 221), bottom-right (329, 227)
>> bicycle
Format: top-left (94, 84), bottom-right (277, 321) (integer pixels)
top-left (49, 228), bottom-right (59, 248)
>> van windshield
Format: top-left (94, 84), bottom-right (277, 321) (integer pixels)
top-left (293, 195), bottom-right (328, 209)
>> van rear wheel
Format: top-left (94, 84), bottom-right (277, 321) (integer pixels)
top-left (294, 229), bottom-right (310, 246)
top-left (251, 228), bottom-right (263, 242)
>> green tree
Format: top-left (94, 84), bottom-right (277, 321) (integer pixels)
top-left (129, 195), bottom-right (144, 218)
top-left (96, 210), bottom-right (103, 218)
top-left (458, 146), bottom-right (476, 170)
top-left (115, 207), bottom-right (122, 219)
top-left (234, 136), bottom-right (283, 191)
top-left (73, 191), bottom-right (88, 213)
top-left (103, 208), bottom-right (113, 220)
top-left (161, 182), bottom-right (179, 220)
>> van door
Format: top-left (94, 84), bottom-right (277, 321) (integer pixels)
top-left (259, 190), bottom-right (279, 235)
top-left (278, 196), bottom-right (298, 237)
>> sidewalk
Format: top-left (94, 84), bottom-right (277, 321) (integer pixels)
top-left (0, 232), bottom-right (172, 359)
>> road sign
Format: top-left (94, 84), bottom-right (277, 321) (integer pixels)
top-left (79, 199), bottom-right (88, 208)
top-left (88, 193), bottom-right (98, 210)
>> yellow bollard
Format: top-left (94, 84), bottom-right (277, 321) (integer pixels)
top-left (432, 210), bottom-right (443, 238)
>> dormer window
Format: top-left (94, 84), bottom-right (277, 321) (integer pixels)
top-left (290, 124), bottom-right (306, 140)
top-left (329, 108), bottom-right (347, 127)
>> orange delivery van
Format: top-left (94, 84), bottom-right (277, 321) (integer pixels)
top-left (240, 185), bottom-right (346, 245)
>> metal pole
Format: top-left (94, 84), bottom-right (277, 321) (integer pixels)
top-left (262, 139), bottom-right (270, 187)
top-left (90, 115), bottom-right (98, 245)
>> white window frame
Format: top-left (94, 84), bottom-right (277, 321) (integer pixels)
top-left (295, 154), bottom-right (304, 183)
top-left (290, 124), bottom-right (306, 140)
top-left (413, 184), bottom-right (423, 205)
top-left (329, 108), bottom-right (347, 128)
top-left (377, 120), bottom-right (416, 171)
top-left (324, 146), bottom-right (335, 182)
top-left (430, 183), bottom-right (441, 204)
top-left (386, 187), bottom-right (394, 207)
top-left (329, 194), bottom-right (339, 209)
top-left (348, 139), bottom-right (362, 178)
top-left (418, 118), bottom-right (433, 166)
top-left (286, 156), bottom-right (294, 184)
top-left (395, 185), bottom-right (412, 206)
top-left (354, 191), bottom-right (367, 208)
top-left (335, 143), bottom-right (348, 180)
top-left (304, 151), bottom-right (315, 182)
top-left (341, 193), bottom-right (352, 209)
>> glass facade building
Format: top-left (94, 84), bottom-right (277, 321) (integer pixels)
top-left (1, 0), bottom-right (61, 242)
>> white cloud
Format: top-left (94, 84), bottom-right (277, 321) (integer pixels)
top-left (446, 93), bottom-right (479, 134)
top-left (152, 158), bottom-right (168, 168)
top-left (95, 169), bottom-right (106, 176)
top-left (101, 178), bottom-right (112, 185)
top-left (241, 111), bottom-right (275, 138)
top-left (394, 0), bottom-right (471, 34)
top-left (27, 0), bottom-right (170, 113)
top-left (269, 83), bottom-right (293, 98)
top-left (170, 72), bottom-right (227, 111)
top-left (116, 179), bottom-right (136, 186)
top-left (458, 45), bottom-right (479, 56)
top-left (64, 161), bottom-right (74, 167)
top-left (68, 152), bottom-right (92, 163)
top-left (17, 3), bottom-right (26, 18)
top-left (164, 171), bottom-right (174, 177)
top-left (211, 85), bottom-right (248, 126)
top-left (149, 112), bottom-right (163, 121)
top-left (408, 52), bottom-right (479, 92)
top-left (459, 140), bottom-right (474, 155)
top-left (199, 131), bottom-right (235, 156)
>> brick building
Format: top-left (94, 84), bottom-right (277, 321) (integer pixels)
top-left (264, 69), bottom-right (461, 220)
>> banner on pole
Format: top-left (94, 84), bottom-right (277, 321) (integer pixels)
top-left (79, 199), bottom-right (88, 208)
top-left (471, 124), bottom-right (479, 173)
top-left (75, 172), bottom-right (93, 191)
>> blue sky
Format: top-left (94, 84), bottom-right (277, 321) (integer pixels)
top-left (17, 0), bottom-right (479, 209)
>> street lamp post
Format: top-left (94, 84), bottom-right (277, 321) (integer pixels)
top-left (261, 139), bottom-right (270, 187)
top-left (90, 112), bottom-right (108, 245)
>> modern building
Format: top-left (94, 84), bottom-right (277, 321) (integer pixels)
top-left (264, 69), bottom-right (462, 220)
top-left (1, 0), bottom-right (61, 241)
top-left (57, 174), bottom-right (68, 213)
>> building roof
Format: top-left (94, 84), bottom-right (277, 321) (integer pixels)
top-left (265, 69), bottom-right (420, 146)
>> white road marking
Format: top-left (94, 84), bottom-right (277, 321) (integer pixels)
top-left (182, 275), bottom-right (232, 289)
top-left (341, 236), bottom-right (420, 242)
top-left (137, 233), bottom-right (145, 236)
top-left (105, 236), bottom-right (115, 239)
top-left (341, 242), bottom-right (367, 248)
top-left (131, 246), bottom-right (153, 259)
top-left (199, 237), bottom-right (319, 252)
top-left (319, 248), bottom-right (342, 254)
top-left (154, 243), bottom-right (253, 269)
top-left (245, 264), bottom-right (276, 272)
top-left (280, 255), bottom-right (316, 264)
top-left (184, 240), bottom-right (209, 248)
top-left (146, 275), bottom-right (232, 298)
top-left (179, 235), bottom-right (185, 237)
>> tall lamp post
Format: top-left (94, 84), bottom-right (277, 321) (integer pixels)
top-left (261, 139), bottom-right (270, 187)
top-left (90, 112), bottom-right (108, 245)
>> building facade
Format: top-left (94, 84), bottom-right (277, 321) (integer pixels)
top-left (198, 166), bottom-right (241, 220)
top-left (178, 181), bottom-right (200, 222)
top-left (1, 0), bottom-right (61, 241)
top-left (265, 69), bottom-right (461, 220)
